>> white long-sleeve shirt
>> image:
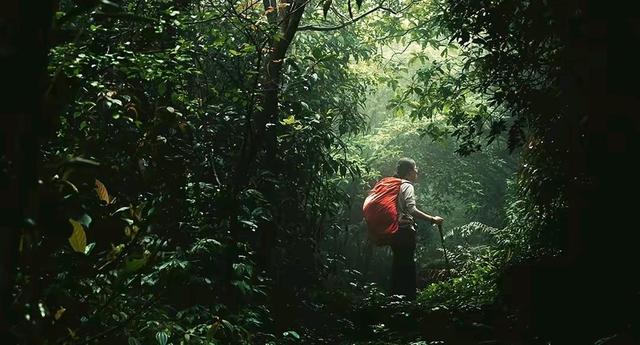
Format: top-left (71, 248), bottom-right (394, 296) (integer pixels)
top-left (397, 179), bottom-right (417, 229)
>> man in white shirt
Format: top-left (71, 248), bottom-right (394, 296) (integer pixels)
top-left (391, 157), bottom-right (444, 299)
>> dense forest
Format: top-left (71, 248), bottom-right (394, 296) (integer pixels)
top-left (1, 0), bottom-right (639, 344)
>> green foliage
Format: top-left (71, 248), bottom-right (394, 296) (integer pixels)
top-left (418, 222), bottom-right (505, 308)
top-left (18, 0), bottom-right (394, 343)
top-left (14, 0), bottom-right (577, 343)
top-left (419, 255), bottom-right (500, 308)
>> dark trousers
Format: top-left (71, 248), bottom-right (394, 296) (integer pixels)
top-left (390, 227), bottom-right (416, 300)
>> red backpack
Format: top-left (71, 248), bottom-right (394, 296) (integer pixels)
top-left (362, 177), bottom-right (403, 246)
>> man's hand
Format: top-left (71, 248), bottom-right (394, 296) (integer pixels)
top-left (431, 216), bottom-right (444, 225)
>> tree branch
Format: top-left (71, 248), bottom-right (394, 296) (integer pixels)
top-left (298, 5), bottom-right (382, 32)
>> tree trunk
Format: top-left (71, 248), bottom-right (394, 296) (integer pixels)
top-left (0, 0), bottom-right (54, 339)
top-left (226, 0), bottom-right (307, 280)
top-left (233, 0), bottom-right (306, 184)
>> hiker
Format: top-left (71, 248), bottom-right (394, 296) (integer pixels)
top-left (363, 157), bottom-right (444, 299)
top-left (389, 158), bottom-right (444, 299)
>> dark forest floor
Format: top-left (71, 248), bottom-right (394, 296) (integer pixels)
top-left (285, 284), bottom-right (639, 345)
top-left (332, 301), bottom-right (529, 345)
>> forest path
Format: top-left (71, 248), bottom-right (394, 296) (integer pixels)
top-left (341, 301), bottom-right (524, 345)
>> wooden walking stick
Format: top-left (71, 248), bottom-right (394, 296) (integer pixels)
top-left (437, 223), bottom-right (452, 271)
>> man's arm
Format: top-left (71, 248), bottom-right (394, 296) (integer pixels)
top-left (408, 206), bottom-right (444, 224)
top-left (402, 183), bottom-right (444, 225)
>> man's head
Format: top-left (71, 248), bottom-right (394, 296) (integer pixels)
top-left (396, 157), bottom-right (418, 182)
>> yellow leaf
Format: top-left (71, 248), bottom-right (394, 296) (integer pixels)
top-left (95, 179), bottom-right (111, 204)
top-left (67, 328), bottom-right (77, 339)
top-left (68, 219), bottom-right (87, 253)
top-left (54, 307), bottom-right (66, 320)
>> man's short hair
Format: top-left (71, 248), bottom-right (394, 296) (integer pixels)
top-left (396, 157), bottom-right (416, 177)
